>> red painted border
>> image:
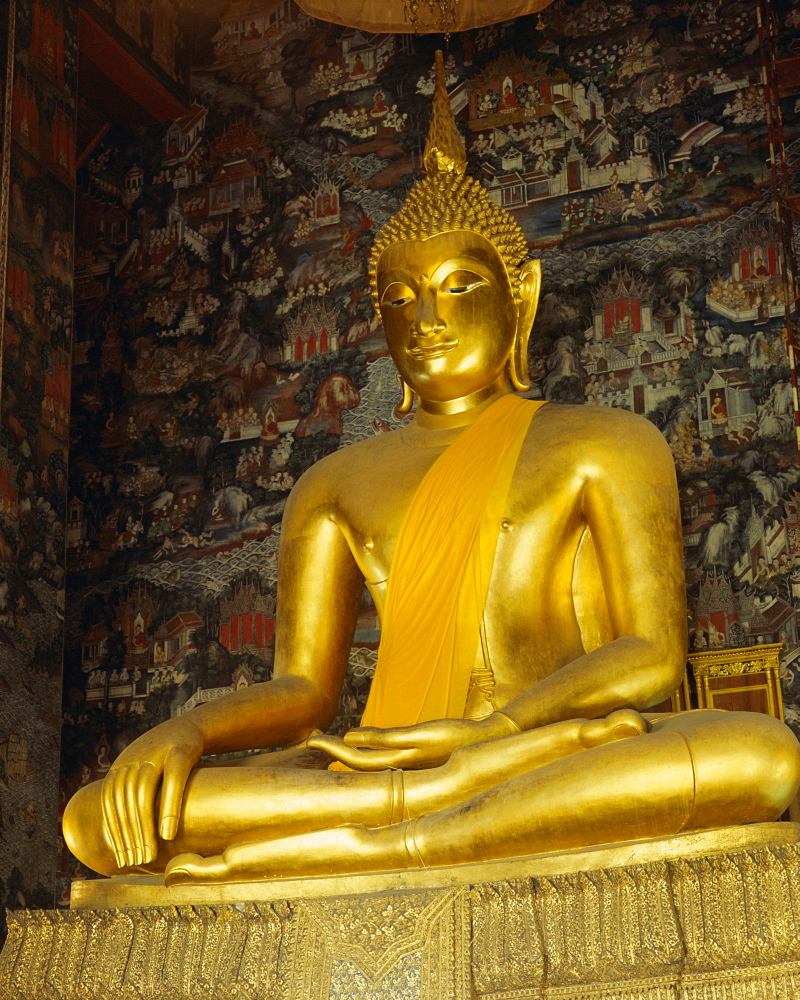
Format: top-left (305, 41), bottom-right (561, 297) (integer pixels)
top-left (775, 56), bottom-right (800, 92)
top-left (78, 9), bottom-right (188, 122)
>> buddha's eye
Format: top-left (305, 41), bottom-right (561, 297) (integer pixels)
top-left (441, 270), bottom-right (485, 295)
top-left (381, 282), bottom-right (415, 308)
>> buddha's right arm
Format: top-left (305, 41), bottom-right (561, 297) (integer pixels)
top-left (99, 463), bottom-right (364, 868)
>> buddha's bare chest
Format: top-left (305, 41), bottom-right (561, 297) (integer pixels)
top-left (335, 438), bottom-right (586, 593)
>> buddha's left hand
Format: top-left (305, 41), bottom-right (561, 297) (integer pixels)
top-left (306, 713), bottom-right (517, 770)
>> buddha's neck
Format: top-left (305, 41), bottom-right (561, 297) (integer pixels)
top-left (414, 375), bottom-right (513, 432)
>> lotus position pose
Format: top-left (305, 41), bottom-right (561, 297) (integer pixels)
top-left (64, 55), bottom-right (800, 886)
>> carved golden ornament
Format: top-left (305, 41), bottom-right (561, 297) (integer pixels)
top-left (6, 827), bottom-right (800, 999)
top-left (689, 642), bottom-right (783, 677)
top-left (403, 0), bottom-right (461, 35)
top-left (696, 658), bottom-right (773, 677)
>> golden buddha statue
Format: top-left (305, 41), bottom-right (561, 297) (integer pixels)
top-left (64, 53), bottom-right (800, 886)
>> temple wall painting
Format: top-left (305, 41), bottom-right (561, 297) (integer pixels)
top-left (0, 0), bottom-right (77, 926)
top-left (62, 0), bottom-right (800, 891)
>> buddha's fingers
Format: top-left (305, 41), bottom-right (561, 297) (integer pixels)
top-left (100, 771), bottom-right (127, 871)
top-left (344, 725), bottom-right (420, 749)
top-left (343, 719), bottom-right (486, 760)
top-left (306, 734), bottom-right (416, 770)
top-left (111, 770), bottom-right (130, 866)
top-left (124, 769), bottom-right (146, 867)
top-left (104, 765), bottom-right (139, 869)
top-left (135, 762), bottom-right (161, 864)
top-left (158, 748), bottom-right (196, 841)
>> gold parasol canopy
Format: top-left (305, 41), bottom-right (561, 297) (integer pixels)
top-left (294, 0), bottom-right (556, 34)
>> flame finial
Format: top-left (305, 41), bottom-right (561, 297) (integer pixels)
top-left (422, 50), bottom-right (467, 175)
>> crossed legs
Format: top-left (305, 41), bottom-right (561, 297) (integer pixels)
top-left (66, 709), bottom-right (643, 877)
top-left (166, 710), bottom-right (800, 884)
top-left (65, 709), bottom-right (800, 885)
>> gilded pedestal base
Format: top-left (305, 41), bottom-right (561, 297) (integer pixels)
top-left (3, 823), bottom-right (800, 1000)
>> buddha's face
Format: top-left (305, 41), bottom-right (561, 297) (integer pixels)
top-left (376, 231), bottom-right (520, 404)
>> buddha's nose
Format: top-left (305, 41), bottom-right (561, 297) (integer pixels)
top-left (413, 282), bottom-right (445, 337)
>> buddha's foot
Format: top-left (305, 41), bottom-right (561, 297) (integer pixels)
top-left (578, 709), bottom-right (648, 749)
top-left (166, 853), bottom-right (229, 885)
top-left (164, 825), bottom-right (408, 885)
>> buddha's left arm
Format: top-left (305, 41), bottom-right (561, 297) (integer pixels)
top-left (498, 411), bottom-right (687, 730)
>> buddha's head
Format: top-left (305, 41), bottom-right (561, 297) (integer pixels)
top-left (369, 51), bottom-right (540, 411)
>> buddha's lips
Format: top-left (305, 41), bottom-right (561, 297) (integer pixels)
top-left (407, 339), bottom-right (458, 359)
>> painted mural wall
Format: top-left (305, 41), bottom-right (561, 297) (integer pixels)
top-left (0, 0), bottom-right (76, 928)
top-left (62, 0), bottom-right (800, 889)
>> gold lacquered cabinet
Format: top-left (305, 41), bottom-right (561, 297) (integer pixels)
top-left (688, 643), bottom-right (785, 721)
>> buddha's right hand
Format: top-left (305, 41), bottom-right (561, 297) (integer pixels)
top-left (100, 716), bottom-right (205, 869)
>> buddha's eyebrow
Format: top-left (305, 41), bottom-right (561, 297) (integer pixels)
top-left (378, 267), bottom-right (417, 284)
top-left (430, 256), bottom-right (494, 281)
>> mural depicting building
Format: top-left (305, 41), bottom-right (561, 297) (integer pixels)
top-left (282, 301), bottom-right (340, 362)
top-left (707, 219), bottom-right (787, 323)
top-left (164, 102), bottom-right (207, 166)
top-left (696, 369), bottom-right (757, 442)
top-left (213, 0), bottom-right (301, 60)
top-left (583, 267), bottom-right (693, 414)
top-left (471, 53), bottom-right (656, 211)
top-left (693, 569), bottom-right (799, 654)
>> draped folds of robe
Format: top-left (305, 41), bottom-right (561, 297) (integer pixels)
top-left (360, 394), bottom-right (546, 731)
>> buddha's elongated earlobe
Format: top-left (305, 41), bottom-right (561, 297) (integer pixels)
top-left (395, 379), bottom-right (416, 416)
top-left (509, 259), bottom-right (542, 393)
top-left (508, 334), bottom-right (530, 393)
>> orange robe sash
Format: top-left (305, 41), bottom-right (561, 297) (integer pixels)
top-left (360, 394), bottom-right (546, 729)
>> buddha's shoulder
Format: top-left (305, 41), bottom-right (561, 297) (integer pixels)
top-left (532, 402), bottom-right (671, 457)
top-left (288, 430), bottom-right (407, 502)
